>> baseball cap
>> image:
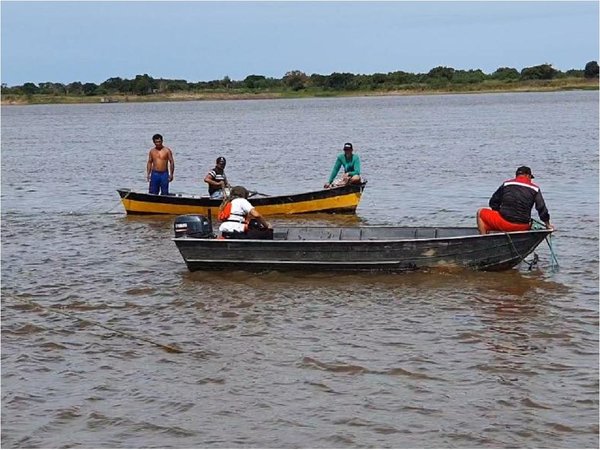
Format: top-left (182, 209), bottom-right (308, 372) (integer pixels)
top-left (343, 143), bottom-right (353, 151)
top-left (516, 166), bottom-right (534, 178)
top-left (216, 156), bottom-right (226, 164)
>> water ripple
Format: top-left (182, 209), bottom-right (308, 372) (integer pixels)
top-left (1, 92), bottom-right (597, 449)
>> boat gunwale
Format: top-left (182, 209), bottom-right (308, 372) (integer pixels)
top-left (172, 228), bottom-right (553, 244)
top-left (117, 182), bottom-right (366, 202)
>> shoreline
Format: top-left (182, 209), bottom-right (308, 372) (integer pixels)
top-left (2, 79), bottom-right (597, 106)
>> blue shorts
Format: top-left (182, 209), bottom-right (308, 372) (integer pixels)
top-left (149, 170), bottom-right (169, 195)
top-left (210, 189), bottom-right (224, 199)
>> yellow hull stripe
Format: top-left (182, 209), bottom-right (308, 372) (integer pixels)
top-left (122, 191), bottom-right (362, 216)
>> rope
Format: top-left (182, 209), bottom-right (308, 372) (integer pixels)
top-left (505, 232), bottom-right (525, 262)
top-left (104, 197), bottom-right (128, 214)
top-left (14, 297), bottom-right (184, 354)
top-left (504, 232), bottom-right (538, 271)
top-left (531, 219), bottom-right (559, 269)
top-left (105, 189), bottom-right (132, 214)
top-left (545, 234), bottom-right (560, 269)
top-left (530, 218), bottom-right (546, 230)
top-left (67, 198), bottom-right (110, 215)
top-left (67, 190), bottom-right (131, 216)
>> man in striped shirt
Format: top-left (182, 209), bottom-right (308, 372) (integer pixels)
top-left (204, 156), bottom-right (229, 199)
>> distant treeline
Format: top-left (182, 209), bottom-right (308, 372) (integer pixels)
top-left (2, 62), bottom-right (598, 97)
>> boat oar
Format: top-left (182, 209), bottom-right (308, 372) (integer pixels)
top-left (248, 190), bottom-right (270, 197)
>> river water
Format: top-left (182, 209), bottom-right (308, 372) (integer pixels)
top-left (1, 91), bottom-right (598, 448)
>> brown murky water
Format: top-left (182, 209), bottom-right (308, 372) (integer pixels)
top-left (2, 92), bottom-right (598, 448)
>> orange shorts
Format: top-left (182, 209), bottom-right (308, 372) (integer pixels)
top-left (479, 209), bottom-right (530, 232)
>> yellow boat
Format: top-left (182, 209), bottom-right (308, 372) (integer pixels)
top-left (117, 183), bottom-right (367, 215)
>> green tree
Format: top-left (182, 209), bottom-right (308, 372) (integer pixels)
top-left (38, 82), bottom-right (66, 95)
top-left (564, 69), bottom-right (584, 78)
top-left (309, 73), bottom-right (328, 88)
top-left (520, 64), bottom-right (558, 80)
top-left (205, 79), bottom-right (222, 89)
top-left (263, 77), bottom-right (283, 89)
top-left (370, 73), bottom-right (387, 85)
top-left (132, 74), bottom-right (155, 95)
top-left (159, 79), bottom-right (189, 92)
top-left (282, 70), bottom-right (308, 91)
top-left (21, 82), bottom-right (39, 95)
top-left (453, 69), bottom-right (486, 84)
top-left (243, 74), bottom-right (267, 89)
top-left (82, 83), bottom-right (98, 96)
top-left (491, 67), bottom-right (519, 80)
top-left (584, 61), bottom-right (599, 79)
top-left (387, 70), bottom-right (420, 85)
top-left (101, 77), bottom-right (127, 93)
top-left (325, 72), bottom-right (355, 90)
top-left (66, 82), bottom-right (83, 95)
top-left (426, 66), bottom-right (455, 81)
top-left (352, 74), bottom-right (377, 90)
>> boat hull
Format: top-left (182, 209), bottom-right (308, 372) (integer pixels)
top-left (173, 226), bottom-right (552, 273)
top-left (117, 183), bottom-right (366, 216)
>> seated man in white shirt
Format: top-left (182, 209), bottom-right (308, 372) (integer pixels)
top-left (218, 186), bottom-right (272, 239)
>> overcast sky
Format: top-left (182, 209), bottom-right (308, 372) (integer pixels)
top-left (1, 1), bottom-right (598, 86)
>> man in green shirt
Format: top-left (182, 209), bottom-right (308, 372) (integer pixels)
top-left (324, 142), bottom-right (362, 189)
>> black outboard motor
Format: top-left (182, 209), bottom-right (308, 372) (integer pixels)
top-left (174, 215), bottom-right (214, 238)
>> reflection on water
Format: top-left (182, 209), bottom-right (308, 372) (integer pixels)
top-left (1, 92), bottom-right (598, 448)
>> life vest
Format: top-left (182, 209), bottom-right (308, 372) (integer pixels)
top-left (218, 202), bottom-right (232, 221)
top-left (218, 200), bottom-right (247, 223)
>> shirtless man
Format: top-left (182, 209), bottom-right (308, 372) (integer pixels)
top-left (146, 134), bottom-right (175, 195)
